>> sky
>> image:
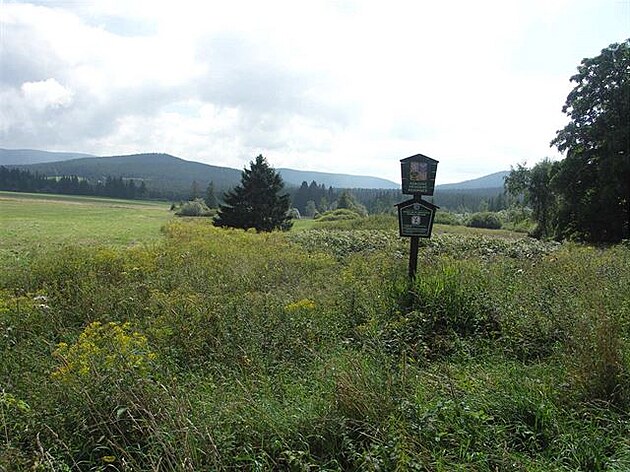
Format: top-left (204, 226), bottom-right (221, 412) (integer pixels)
top-left (0, 1), bottom-right (628, 184)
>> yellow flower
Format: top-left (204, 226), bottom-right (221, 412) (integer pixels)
top-left (285, 298), bottom-right (316, 312)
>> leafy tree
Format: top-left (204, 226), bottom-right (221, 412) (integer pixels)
top-left (214, 155), bottom-right (293, 232)
top-left (505, 159), bottom-right (559, 238)
top-left (304, 200), bottom-right (318, 218)
top-left (318, 196), bottom-right (330, 212)
top-left (204, 181), bottom-right (218, 208)
top-left (335, 190), bottom-right (368, 216)
top-left (550, 39), bottom-right (630, 241)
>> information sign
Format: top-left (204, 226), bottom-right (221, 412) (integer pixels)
top-left (396, 197), bottom-right (438, 238)
top-left (400, 154), bottom-right (439, 195)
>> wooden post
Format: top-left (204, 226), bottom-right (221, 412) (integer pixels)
top-left (409, 236), bottom-right (419, 280)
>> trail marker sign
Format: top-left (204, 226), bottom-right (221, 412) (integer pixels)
top-left (396, 197), bottom-right (438, 238)
top-left (397, 153), bottom-right (440, 279)
top-left (400, 154), bottom-right (439, 196)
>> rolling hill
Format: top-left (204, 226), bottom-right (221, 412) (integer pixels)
top-left (3, 148), bottom-right (509, 209)
top-left (0, 148), bottom-right (94, 165)
top-left (5, 150), bottom-right (399, 194)
top-left (436, 171), bottom-right (508, 191)
top-left (277, 168), bottom-right (398, 189)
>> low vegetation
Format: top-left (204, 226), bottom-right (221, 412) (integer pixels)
top-left (1, 194), bottom-right (629, 470)
top-left (172, 198), bottom-right (216, 217)
top-left (466, 211), bottom-right (503, 230)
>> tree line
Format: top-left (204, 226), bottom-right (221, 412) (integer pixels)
top-left (0, 167), bottom-right (148, 200)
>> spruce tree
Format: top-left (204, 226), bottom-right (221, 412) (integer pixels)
top-left (214, 155), bottom-right (292, 232)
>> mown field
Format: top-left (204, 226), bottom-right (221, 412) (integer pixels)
top-left (0, 191), bottom-right (170, 267)
top-left (1, 192), bottom-right (629, 471)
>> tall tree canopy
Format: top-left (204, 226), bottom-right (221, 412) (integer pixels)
top-left (551, 39), bottom-right (630, 242)
top-left (214, 155), bottom-right (292, 232)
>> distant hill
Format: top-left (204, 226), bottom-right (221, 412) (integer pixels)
top-left (4, 147), bottom-right (507, 202)
top-left (277, 168), bottom-right (397, 189)
top-left (16, 153), bottom-right (242, 198)
top-left (436, 171), bottom-right (508, 191)
top-left (0, 148), bottom-right (95, 165)
top-left (431, 171), bottom-right (509, 212)
top-left (7, 150), bottom-right (399, 198)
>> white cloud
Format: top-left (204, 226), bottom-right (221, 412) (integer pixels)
top-left (21, 78), bottom-right (74, 110)
top-left (1, 0), bottom-right (628, 184)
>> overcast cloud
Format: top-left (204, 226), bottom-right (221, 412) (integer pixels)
top-left (1, 0), bottom-right (628, 183)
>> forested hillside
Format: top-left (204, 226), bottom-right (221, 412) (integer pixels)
top-left (14, 153), bottom-right (242, 200)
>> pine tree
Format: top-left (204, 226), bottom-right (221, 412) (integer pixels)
top-left (214, 155), bottom-right (293, 232)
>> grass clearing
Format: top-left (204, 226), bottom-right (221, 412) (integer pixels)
top-left (0, 191), bottom-right (171, 266)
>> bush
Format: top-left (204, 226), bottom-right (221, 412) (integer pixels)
top-left (466, 212), bottom-right (502, 229)
top-left (314, 208), bottom-right (362, 222)
top-left (175, 199), bottom-right (215, 217)
top-left (498, 206), bottom-right (534, 233)
top-left (434, 210), bottom-right (464, 226)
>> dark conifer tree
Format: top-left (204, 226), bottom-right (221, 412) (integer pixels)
top-left (214, 155), bottom-right (292, 232)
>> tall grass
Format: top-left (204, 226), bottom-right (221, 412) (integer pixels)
top-left (1, 219), bottom-right (629, 470)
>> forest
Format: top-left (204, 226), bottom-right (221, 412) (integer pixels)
top-left (0, 167), bottom-right (148, 200)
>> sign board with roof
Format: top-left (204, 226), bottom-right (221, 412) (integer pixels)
top-left (400, 154), bottom-right (439, 196)
top-left (396, 197), bottom-right (439, 238)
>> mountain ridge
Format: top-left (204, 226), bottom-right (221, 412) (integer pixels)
top-left (1, 148), bottom-right (508, 193)
top-left (2, 150), bottom-right (399, 194)
top-left (436, 171), bottom-right (508, 190)
top-left (0, 148), bottom-right (95, 165)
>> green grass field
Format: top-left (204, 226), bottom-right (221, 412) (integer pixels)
top-left (1, 191), bottom-right (629, 470)
top-left (0, 191), bottom-right (171, 264)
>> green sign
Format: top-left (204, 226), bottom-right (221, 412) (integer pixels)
top-left (396, 198), bottom-right (438, 238)
top-left (400, 154), bottom-right (439, 195)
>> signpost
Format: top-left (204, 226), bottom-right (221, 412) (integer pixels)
top-left (397, 154), bottom-right (439, 279)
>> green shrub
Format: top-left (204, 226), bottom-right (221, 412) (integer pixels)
top-left (466, 212), bottom-right (502, 229)
top-left (175, 199), bottom-right (215, 217)
top-left (314, 208), bottom-right (362, 222)
top-left (499, 206), bottom-right (534, 233)
top-left (434, 210), bottom-right (464, 226)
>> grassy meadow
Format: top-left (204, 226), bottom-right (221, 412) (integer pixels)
top-left (0, 191), bottom-right (170, 267)
top-left (1, 192), bottom-right (629, 470)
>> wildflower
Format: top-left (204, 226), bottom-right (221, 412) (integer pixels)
top-left (285, 298), bottom-right (316, 312)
